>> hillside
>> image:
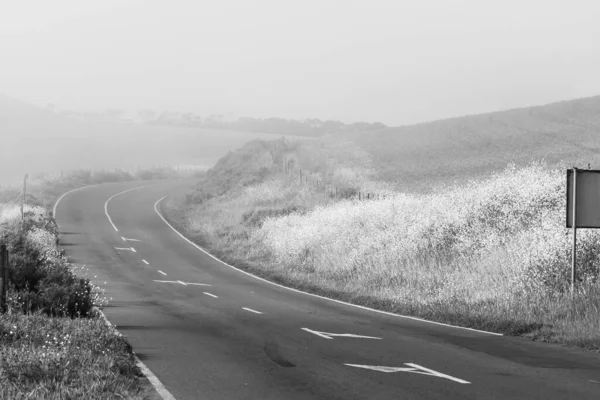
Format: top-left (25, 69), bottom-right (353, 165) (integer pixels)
top-left (356, 95), bottom-right (600, 192)
top-left (0, 94), bottom-right (276, 185)
top-left (165, 111), bottom-right (600, 350)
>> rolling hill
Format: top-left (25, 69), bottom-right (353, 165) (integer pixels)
top-left (355, 95), bottom-right (600, 192)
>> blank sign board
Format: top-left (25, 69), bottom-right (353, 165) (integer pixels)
top-left (566, 169), bottom-right (600, 228)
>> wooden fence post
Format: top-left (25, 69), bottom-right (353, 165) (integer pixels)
top-left (0, 244), bottom-right (8, 313)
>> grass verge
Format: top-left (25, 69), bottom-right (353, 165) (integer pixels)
top-left (0, 311), bottom-right (156, 399)
top-left (1, 184), bottom-right (161, 399)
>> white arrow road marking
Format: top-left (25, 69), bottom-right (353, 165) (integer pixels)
top-left (121, 237), bottom-right (141, 242)
top-left (302, 328), bottom-right (333, 339)
top-left (115, 247), bottom-right (136, 252)
top-left (242, 307), bottom-right (263, 314)
top-left (153, 280), bottom-right (211, 286)
top-left (345, 365), bottom-right (416, 373)
top-left (301, 328), bottom-right (382, 340)
top-left (345, 363), bottom-right (471, 384)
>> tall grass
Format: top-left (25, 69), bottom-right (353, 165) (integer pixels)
top-left (168, 162), bottom-right (600, 349)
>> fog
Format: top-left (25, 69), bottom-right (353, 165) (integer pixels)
top-left (2, 0), bottom-right (600, 183)
top-left (3, 0), bottom-right (600, 124)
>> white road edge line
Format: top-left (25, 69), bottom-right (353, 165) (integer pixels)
top-left (158, 270), bottom-right (167, 276)
top-left (53, 185), bottom-right (98, 219)
top-left (54, 185), bottom-right (176, 400)
top-left (154, 196), bottom-right (502, 337)
top-left (242, 307), bottom-right (263, 314)
top-left (104, 186), bottom-right (149, 232)
top-left (95, 308), bottom-right (177, 399)
top-left (142, 260), bottom-right (149, 265)
top-left (203, 292), bottom-right (218, 298)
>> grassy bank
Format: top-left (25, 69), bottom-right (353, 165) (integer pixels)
top-left (0, 312), bottom-right (151, 399)
top-left (163, 139), bottom-right (600, 351)
top-left (0, 199), bottom-right (157, 398)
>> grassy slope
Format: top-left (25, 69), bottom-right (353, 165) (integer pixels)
top-left (162, 95), bottom-right (600, 351)
top-left (164, 153), bottom-right (600, 351)
top-left (356, 95), bottom-right (600, 192)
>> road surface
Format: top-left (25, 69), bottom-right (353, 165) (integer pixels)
top-left (55, 181), bottom-right (600, 399)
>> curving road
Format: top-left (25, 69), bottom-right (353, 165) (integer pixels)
top-left (56, 181), bottom-right (600, 400)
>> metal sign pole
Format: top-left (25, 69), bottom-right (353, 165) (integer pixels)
top-left (571, 167), bottom-right (577, 298)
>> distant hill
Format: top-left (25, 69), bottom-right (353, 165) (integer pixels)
top-left (356, 95), bottom-right (600, 192)
top-left (0, 94), bottom-right (277, 185)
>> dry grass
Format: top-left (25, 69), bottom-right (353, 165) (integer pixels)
top-left (166, 161), bottom-right (600, 350)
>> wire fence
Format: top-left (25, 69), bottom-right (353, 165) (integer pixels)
top-left (266, 139), bottom-right (389, 201)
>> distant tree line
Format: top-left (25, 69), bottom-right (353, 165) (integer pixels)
top-left (138, 111), bottom-right (387, 137)
top-left (59, 108), bottom-right (387, 136)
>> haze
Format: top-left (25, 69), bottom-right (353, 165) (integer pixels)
top-left (2, 0), bottom-right (600, 125)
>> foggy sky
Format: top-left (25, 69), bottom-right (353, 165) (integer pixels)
top-left (2, 0), bottom-right (600, 126)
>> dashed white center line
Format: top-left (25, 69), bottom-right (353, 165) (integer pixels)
top-left (142, 260), bottom-right (149, 265)
top-left (242, 307), bottom-right (262, 314)
top-left (130, 247), bottom-right (137, 253)
top-left (203, 292), bottom-right (218, 298)
top-left (158, 270), bottom-right (167, 276)
top-left (177, 280), bottom-right (187, 286)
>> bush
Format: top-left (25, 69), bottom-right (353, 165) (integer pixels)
top-left (1, 207), bottom-right (99, 318)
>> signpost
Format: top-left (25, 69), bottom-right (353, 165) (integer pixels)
top-left (566, 168), bottom-right (600, 296)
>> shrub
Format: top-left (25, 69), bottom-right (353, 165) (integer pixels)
top-left (1, 206), bottom-right (99, 318)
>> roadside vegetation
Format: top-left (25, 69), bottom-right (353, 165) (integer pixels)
top-left (0, 175), bottom-right (163, 398)
top-left (164, 137), bottom-right (600, 351)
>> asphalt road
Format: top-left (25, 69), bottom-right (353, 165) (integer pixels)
top-left (55, 181), bottom-right (600, 400)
